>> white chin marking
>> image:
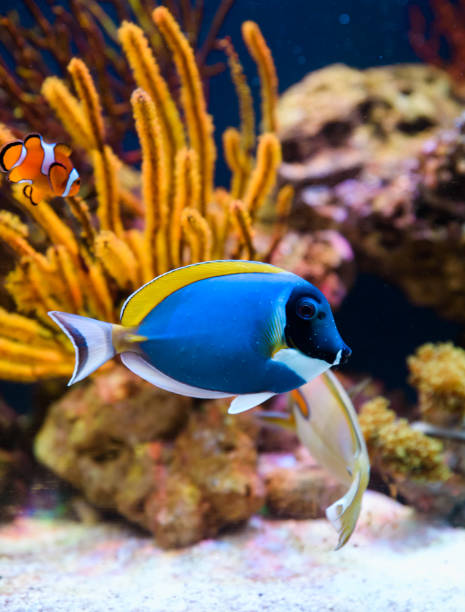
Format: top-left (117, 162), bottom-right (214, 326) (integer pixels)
top-left (333, 349), bottom-right (342, 366)
top-left (272, 348), bottom-right (331, 382)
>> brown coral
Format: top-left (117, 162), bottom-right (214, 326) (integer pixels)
top-left (35, 366), bottom-right (263, 548)
top-left (277, 63), bottom-right (465, 321)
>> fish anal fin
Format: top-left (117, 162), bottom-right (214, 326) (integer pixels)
top-left (0, 141), bottom-right (24, 172)
top-left (228, 391), bottom-right (276, 414)
top-left (120, 352), bottom-right (232, 400)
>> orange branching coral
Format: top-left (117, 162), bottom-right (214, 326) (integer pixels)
top-left (408, 342), bottom-right (465, 426)
top-left (0, 0), bottom-right (235, 157)
top-left (410, 1), bottom-right (465, 82)
top-left (359, 397), bottom-right (451, 483)
top-left (0, 7), bottom-right (292, 382)
top-left (242, 21), bottom-right (278, 133)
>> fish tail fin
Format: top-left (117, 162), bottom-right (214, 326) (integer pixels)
top-left (48, 311), bottom-right (118, 386)
top-left (326, 452), bottom-right (370, 550)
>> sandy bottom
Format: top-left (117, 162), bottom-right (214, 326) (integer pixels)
top-left (0, 491), bottom-right (464, 611)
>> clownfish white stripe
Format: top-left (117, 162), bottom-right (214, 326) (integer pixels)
top-left (40, 140), bottom-right (56, 175)
top-left (62, 167), bottom-right (79, 197)
top-left (10, 145), bottom-right (26, 170)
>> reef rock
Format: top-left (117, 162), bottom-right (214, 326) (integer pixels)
top-left (278, 63), bottom-right (465, 321)
top-left (0, 400), bottom-right (29, 520)
top-left (35, 365), bottom-right (264, 548)
top-left (259, 451), bottom-right (346, 520)
top-left (270, 229), bottom-right (355, 308)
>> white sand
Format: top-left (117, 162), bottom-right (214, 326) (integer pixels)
top-left (1, 491), bottom-right (464, 612)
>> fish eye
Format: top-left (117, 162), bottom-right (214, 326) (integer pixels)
top-left (296, 297), bottom-right (318, 320)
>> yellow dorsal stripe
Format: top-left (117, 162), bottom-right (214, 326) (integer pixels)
top-left (120, 260), bottom-right (284, 327)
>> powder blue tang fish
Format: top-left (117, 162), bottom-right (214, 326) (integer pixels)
top-left (49, 260), bottom-right (351, 414)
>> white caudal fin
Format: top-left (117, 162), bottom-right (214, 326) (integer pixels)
top-left (325, 452), bottom-right (370, 550)
top-left (48, 311), bottom-right (116, 385)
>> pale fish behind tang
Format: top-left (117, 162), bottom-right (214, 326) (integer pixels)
top-left (260, 370), bottom-right (369, 549)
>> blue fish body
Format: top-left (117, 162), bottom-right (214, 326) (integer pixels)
top-left (48, 260), bottom-right (351, 414)
top-left (137, 272), bottom-right (306, 394)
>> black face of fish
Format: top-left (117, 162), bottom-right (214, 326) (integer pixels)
top-left (284, 286), bottom-right (351, 365)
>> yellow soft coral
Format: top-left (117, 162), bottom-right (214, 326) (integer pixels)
top-left (408, 343), bottom-right (465, 426)
top-left (359, 397), bottom-right (451, 482)
top-left (0, 8), bottom-right (292, 382)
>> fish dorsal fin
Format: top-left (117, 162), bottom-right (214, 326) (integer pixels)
top-left (54, 142), bottom-right (72, 158)
top-left (23, 133), bottom-right (42, 151)
top-left (121, 260), bottom-right (285, 327)
top-left (48, 162), bottom-right (68, 195)
top-left (0, 141), bottom-right (25, 172)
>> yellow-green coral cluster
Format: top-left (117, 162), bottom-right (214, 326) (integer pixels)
top-left (408, 342), bottom-right (465, 426)
top-left (0, 7), bottom-right (291, 383)
top-left (359, 397), bottom-right (451, 482)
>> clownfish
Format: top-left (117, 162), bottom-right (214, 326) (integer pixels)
top-left (0, 133), bottom-right (80, 205)
top-left (48, 260), bottom-right (351, 414)
top-left (258, 371), bottom-right (370, 549)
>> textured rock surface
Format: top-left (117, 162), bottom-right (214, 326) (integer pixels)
top-left (278, 63), bottom-right (465, 321)
top-left (35, 365), bottom-right (264, 548)
top-left (0, 400), bottom-right (29, 521)
top-left (2, 492), bottom-right (465, 612)
top-left (264, 464), bottom-right (345, 519)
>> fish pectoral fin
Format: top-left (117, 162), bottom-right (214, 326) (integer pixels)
top-left (254, 409), bottom-right (296, 430)
top-left (48, 162), bottom-right (68, 195)
top-left (228, 391), bottom-right (276, 414)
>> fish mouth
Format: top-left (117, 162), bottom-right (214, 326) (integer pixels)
top-left (333, 349), bottom-right (342, 366)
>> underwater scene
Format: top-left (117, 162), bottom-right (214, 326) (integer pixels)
top-left (1, 0), bottom-right (465, 609)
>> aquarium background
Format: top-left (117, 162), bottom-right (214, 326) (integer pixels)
top-left (2, 1), bottom-right (465, 610)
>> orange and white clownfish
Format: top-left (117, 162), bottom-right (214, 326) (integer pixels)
top-left (0, 133), bottom-right (80, 205)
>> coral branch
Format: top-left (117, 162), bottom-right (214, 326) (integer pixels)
top-left (242, 21), bottom-right (278, 133)
top-left (243, 133), bottom-right (282, 219)
top-left (95, 230), bottom-right (139, 290)
top-left (41, 77), bottom-right (91, 149)
top-left (230, 200), bottom-right (255, 260)
top-left (0, 212), bottom-right (48, 268)
top-left (119, 21), bottom-right (185, 169)
top-left (181, 207), bottom-right (212, 262)
top-left (92, 146), bottom-right (123, 236)
top-left (153, 6), bottom-right (216, 214)
top-left (67, 58), bottom-right (105, 151)
top-left (223, 127), bottom-right (251, 198)
top-left (219, 37), bottom-right (255, 153)
top-left (171, 148), bottom-right (200, 267)
top-left (131, 88), bottom-right (169, 274)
